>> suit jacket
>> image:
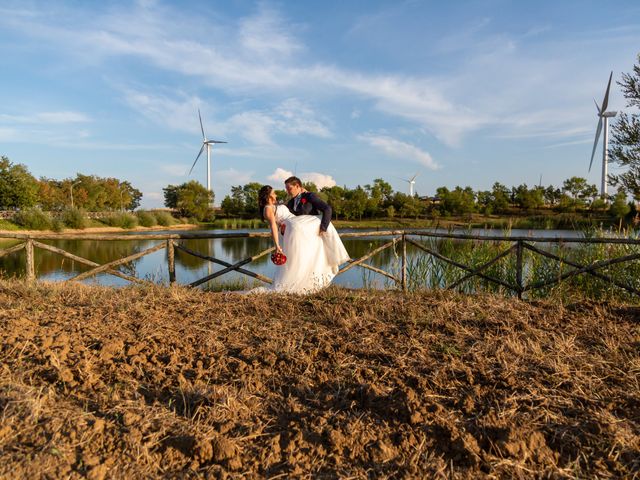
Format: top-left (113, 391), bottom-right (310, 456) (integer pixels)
top-left (286, 192), bottom-right (332, 232)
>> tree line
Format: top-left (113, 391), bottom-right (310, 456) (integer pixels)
top-left (0, 156), bottom-right (142, 211)
top-left (217, 177), bottom-right (633, 221)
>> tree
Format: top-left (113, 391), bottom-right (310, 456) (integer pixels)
top-left (322, 185), bottom-right (347, 220)
top-left (220, 183), bottom-right (263, 217)
top-left (120, 181), bottom-right (143, 211)
top-left (544, 185), bottom-right (562, 206)
top-left (343, 186), bottom-right (367, 220)
top-left (399, 194), bottom-right (424, 219)
top-left (609, 191), bottom-right (631, 219)
top-left (0, 156), bottom-right (39, 209)
top-left (490, 182), bottom-right (511, 213)
top-left (609, 55), bottom-right (640, 201)
top-left (302, 182), bottom-right (318, 193)
top-left (37, 178), bottom-right (67, 211)
top-left (562, 177), bottom-right (589, 201)
top-left (513, 184), bottom-right (544, 210)
top-left (163, 181), bottom-right (214, 221)
top-left (437, 186), bottom-right (476, 215)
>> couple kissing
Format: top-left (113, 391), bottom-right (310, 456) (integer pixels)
top-left (254, 176), bottom-right (350, 294)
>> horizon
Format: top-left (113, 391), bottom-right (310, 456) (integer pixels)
top-left (1, 0), bottom-right (639, 207)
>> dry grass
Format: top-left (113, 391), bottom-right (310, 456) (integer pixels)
top-left (0, 280), bottom-right (638, 479)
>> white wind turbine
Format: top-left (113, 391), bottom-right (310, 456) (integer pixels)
top-left (589, 71), bottom-right (617, 199)
top-left (400, 172), bottom-right (419, 196)
top-left (188, 109), bottom-right (227, 195)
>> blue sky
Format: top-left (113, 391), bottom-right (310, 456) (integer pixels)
top-left (1, 0), bottom-right (639, 207)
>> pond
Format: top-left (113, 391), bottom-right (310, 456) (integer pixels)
top-left (0, 227), bottom-right (600, 290)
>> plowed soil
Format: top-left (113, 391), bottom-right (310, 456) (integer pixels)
top-left (0, 281), bottom-right (638, 479)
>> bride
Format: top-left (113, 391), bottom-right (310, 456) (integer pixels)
top-left (256, 185), bottom-right (350, 294)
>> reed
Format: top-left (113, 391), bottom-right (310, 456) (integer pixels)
top-left (210, 218), bottom-right (265, 229)
top-left (403, 229), bottom-right (640, 302)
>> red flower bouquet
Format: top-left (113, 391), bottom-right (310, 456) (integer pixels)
top-left (271, 251), bottom-right (287, 265)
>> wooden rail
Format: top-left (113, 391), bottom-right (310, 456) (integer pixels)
top-left (1, 230), bottom-right (639, 298)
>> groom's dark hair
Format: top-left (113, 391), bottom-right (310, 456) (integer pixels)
top-left (284, 176), bottom-right (302, 187)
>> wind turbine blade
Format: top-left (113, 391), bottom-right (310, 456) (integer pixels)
top-left (601, 71), bottom-right (613, 112)
top-left (189, 144), bottom-right (205, 175)
top-left (410, 172), bottom-right (420, 182)
top-left (588, 117), bottom-right (603, 172)
top-left (594, 99), bottom-right (601, 113)
top-left (198, 109), bottom-right (205, 140)
top-left (205, 140), bottom-right (228, 144)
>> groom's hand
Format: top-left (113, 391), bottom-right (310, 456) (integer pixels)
top-left (319, 229), bottom-right (326, 236)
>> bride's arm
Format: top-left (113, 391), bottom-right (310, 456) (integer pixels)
top-left (264, 206), bottom-right (283, 254)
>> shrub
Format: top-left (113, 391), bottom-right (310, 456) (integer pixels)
top-left (103, 212), bottom-right (139, 229)
top-left (12, 208), bottom-right (52, 230)
top-left (153, 211), bottom-right (177, 226)
top-left (61, 207), bottom-right (88, 229)
top-left (51, 218), bottom-right (64, 232)
top-left (136, 210), bottom-right (157, 227)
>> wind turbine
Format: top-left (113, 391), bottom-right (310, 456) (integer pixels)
top-left (589, 71), bottom-right (617, 199)
top-left (400, 172), bottom-right (419, 196)
top-left (189, 109), bottom-right (227, 194)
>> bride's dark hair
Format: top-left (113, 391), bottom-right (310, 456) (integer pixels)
top-left (258, 185), bottom-right (273, 220)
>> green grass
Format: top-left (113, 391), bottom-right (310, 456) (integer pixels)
top-left (152, 211), bottom-right (178, 227)
top-left (202, 277), bottom-right (263, 292)
top-left (0, 219), bottom-right (20, 231)
top-left (12, 208), bottom-right (53, 230)
top-left (136, 210), bottom-right (158, 227)
top-left (402, 230), bottom-right (640, 303)
top-left (207, 213), bottom-right (619, 231)
top-left (100, 212), bottom-right (139, 229)
top-left (209, 218), bottom-right (265, 229)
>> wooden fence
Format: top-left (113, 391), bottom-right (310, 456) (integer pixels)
top-left (1, 230), bottom-right (639, 298)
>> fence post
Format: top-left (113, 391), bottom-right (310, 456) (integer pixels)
top-left (25, 238), bottom-right (35, 281)
top-left (401, 234), bottom-right (407, 292)
top-left (515, 240), bottom-right (523, 299)
top-left (167, 240), bottom-right (176, 285)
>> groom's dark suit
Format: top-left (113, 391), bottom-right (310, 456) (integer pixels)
top-left (286, 192), bottom-right (332, 232)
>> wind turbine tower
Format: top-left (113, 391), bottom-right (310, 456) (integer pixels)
top-left (401, 173), bottom-right (420, 196)
top-left (189, 109), bottom-right (227, 194)
top-left (589, 72), bottom-right (617, 199)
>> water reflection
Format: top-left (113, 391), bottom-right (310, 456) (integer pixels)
top-left (0, 228), bottom-right (591, 289)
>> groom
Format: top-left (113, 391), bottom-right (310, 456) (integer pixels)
top-left (284, 176), bottom-right (332, 236)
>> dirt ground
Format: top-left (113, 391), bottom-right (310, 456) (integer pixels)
top-left (0, 281), bottom-right (638, 479)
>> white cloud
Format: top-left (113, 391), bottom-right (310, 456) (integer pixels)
top-left (0, 128), bottom-right (18, 141)
top-left (227, 111), bottom-right (277, 145)
top-left (239, 5), bottom-right (303, 59)
top-left (218, 167), bottom-right (254, 185)
top-left (267, 167), bottom-right (336, 189)
top-left (122, 88), bottom-right (330, 146)
top-left (2, 3), bottom-right (638, 150)
top-left (34, 111), bottom-right (90, 123)
top-left (358, 134), bottom-right (439, 170)
top-left (144, 191), bottom-right (163, 200)
top-left (274, 98), bottom-right (332, 138)
top-left (0, 111), bottom-right (90, 124)
top-left (121, 89), bottom-right (207, 135)
top-left (268, 167), bottom-right (293, 183)
top-left (0, 4), bottom-right (476, 145)
top-left (301, 172), bottom-right (337, 189)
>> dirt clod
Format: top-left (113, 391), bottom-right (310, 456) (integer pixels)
top-left (0, 281), bottom-right (638, 478)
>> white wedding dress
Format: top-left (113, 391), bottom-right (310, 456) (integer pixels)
top-left (253, 204), bottom-right (350, 294)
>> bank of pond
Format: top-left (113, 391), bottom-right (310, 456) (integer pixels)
top-left (1, 226), bottom-right (639, 303)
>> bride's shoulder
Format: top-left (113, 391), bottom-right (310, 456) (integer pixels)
top-left (263, 204), bottom-right (276, 217)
